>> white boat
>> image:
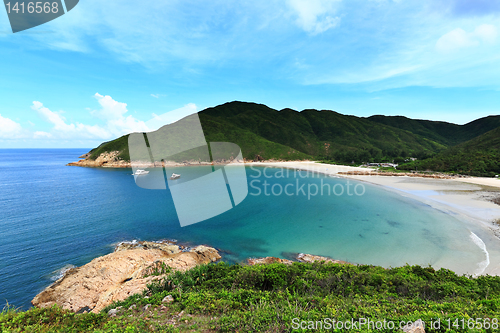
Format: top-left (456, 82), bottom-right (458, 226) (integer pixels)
top-left (170, 173), bottom-right (181, 180)
top-left (133, 169), bottom-right (149, 175)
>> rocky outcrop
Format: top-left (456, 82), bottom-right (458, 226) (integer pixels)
top-left (67, 151), bottom-right (130, 168)
top-left (247, 257), bottom-right (294, 265)
top-left (79, 152), bottom-right (91, 159)
top-left (296, 253), bottom-right (349, 264)
top-left (32, 238), bottom-right (351, 315)
top-left (114, 240), bottom-right (180, 254)
top-left (247, 253), bottom-right (349, 265)
top-left (31, 244), bottom-right (221, 314)
top-left (67, 151), bottom-right (245, 168)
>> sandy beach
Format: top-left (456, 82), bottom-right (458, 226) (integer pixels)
top-left (247, 161), bottom-right (500, 276)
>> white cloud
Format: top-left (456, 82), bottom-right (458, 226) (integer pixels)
top-left (33, 101), bottom-right (69, 131)
top-left (287, 0), bottom-right (341, 35)
top-left (436, 24), bottom-right (498, 53)
top-left (0, 114), bottom-right (25, 139)
top-left (150, 94), bottom-right (166, 98)
top-left (30, 95), bottom-right (197, 142)
top-left (93, 93), bottom-right (150, 135)
top-left (146, 103), bottom-right (198, 131)
top-left (22, 1), bottom-right (239, 66)
top-left (33, 131), bottom-right (53, 139)
top-left (309, 64), bottom-right (421, 85)
top-left (32, 101), bottom-right (110, 139)
top-left (475, 24), bottom-right (498, 44)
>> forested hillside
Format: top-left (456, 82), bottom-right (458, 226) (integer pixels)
top-left (81, 101), bottom-right (500, 175)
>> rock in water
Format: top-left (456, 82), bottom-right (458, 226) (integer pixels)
top-left (114, 240), bottom-right (180, 254)
top-left (296, 253), bottom-right (349, 264)
top-left (31, 245), bottom-right (220, 313)
top-left (247, 254), bottom-right (351, 266)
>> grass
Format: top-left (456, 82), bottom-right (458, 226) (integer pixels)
top-left (4, 262), bottom-right (500, 332)
top-left (317, 160), bottom-right (365, 167)
top-left (375, 167), bottom-right (407, 173)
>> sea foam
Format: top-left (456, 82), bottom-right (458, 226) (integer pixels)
top-left (50, 264), bottom-right (76, 281)
top-left (470, 231), bottom-right (490, 276)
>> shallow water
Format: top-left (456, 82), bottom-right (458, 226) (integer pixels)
top-left (0, 150), bottom-right (486, 309)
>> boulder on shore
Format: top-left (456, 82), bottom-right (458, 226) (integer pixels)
top-left (247, 257), bottom-right (294, 265)
top-left (247, 253), bottom-right (350, 266)
top-left (296, 253), bottom-right (349, 264)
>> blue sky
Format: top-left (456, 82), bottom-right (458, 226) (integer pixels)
top-left (1, 0), bottom-right (500, 148)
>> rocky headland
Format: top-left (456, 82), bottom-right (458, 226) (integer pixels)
top-left (31, 241), bottom-right (221, 314)
top-left (66, 151), bottom-right (247, 168)
top-left (31, 240), bottom-right (349, 314)
top-left (67, 151), bottom-right (130, 168)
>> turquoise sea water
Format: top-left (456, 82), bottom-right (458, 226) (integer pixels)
top-left (0, 149), bottom-right (485, 309)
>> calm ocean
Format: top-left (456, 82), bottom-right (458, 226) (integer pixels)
top-left (0, 149), bottom-right (485, 309)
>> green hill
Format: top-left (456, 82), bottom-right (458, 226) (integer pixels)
top-left (85, 101), bottom-right (448, 164)
top-left (367, 114), bottom-right (500, 146)
top-left (89, 120), bottom-right (311, 163)
top-left (80, 101), bottom-right (500, 175)
top-left (398, 127), bottom-right (500, 177)
top-left (200, 102), bottom-right (447, 162)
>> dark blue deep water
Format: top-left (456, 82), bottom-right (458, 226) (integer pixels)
top-left (0, 149), bottom-right (484, 309)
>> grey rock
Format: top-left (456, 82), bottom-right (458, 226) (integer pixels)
top-left (107, 308), bottom-right (118, 317)
top-left (162, 295), bottom-right (174, 303)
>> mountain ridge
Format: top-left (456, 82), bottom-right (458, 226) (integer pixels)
top-left (74, 101), bottom-right (500, 175)
top-left (367, 114), bottom-right (500, 146)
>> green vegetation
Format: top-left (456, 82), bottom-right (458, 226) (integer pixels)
top-left (367, 114), bottom-right (500, 147)
top-left (4, 262), bottom-right (500, 332)
top-left (198, 114), bottom-right (311, 161)
top-left (199, 103), bottom-right (446, 163)
top-left (83, 101), bottom-right (448, 163)
top-left (399, 127), bottom-right (500, 177)
top-left (80, 101), bottom-right (500, 175)
top-left (88, 135), bottom-right (130, 161)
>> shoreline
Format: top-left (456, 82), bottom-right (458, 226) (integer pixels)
top-left (248, 161), bottom-right (500, 276)
top-left (67, 155), bottom-right (500, 275)
top-left (68, 151), bottom-right (500, 186)
top-left (67, 150), bottom-right (269, 168)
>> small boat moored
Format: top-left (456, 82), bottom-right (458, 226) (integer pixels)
top-left (133, 169), bottom-right (150, 175)
top-left (170, 173), bottom-right (181, 180)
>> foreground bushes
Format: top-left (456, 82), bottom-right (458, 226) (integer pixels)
top-left (3, 262), bottom-right (500, 332)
